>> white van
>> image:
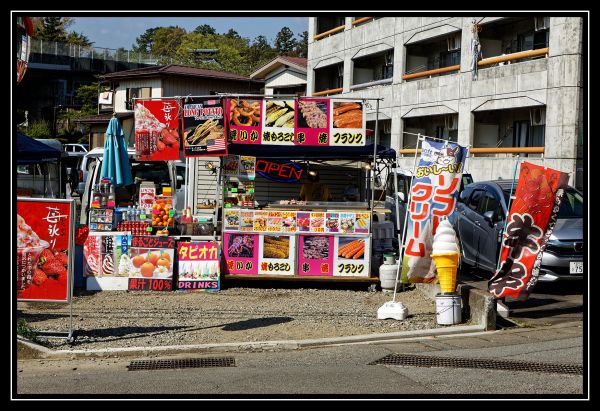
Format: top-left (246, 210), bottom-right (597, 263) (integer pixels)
top-left (79, 148), bottom-right (183, 225)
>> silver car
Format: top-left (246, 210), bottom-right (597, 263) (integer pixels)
top-left (453, 180), bottom-right (583, 282)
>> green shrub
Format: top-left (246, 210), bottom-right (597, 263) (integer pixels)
top-left (17, 318), bottom-right (38, 342)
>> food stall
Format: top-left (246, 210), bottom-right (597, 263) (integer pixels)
top-left (219, 94), bottom-right (393, 282)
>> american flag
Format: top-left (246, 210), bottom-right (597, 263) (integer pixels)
top-left (207, 138), bottom-right (226, 152)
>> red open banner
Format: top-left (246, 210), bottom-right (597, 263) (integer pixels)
top-left (488, 162), bottom-right (569, 299)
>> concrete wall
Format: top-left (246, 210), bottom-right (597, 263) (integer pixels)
top-left (307, 16), bottom-right (584, 189)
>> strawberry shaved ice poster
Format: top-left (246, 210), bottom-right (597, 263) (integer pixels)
top-left (134, 99), bottom-right (181, 161)
top-left (17, 199), bottom-right (74, 303)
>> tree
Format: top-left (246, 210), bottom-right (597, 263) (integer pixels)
top-left (274, 27), bottom-right (298, 55)
top-left (194, 24), bottom-right (216, 35)
top-left (132, 27), bottom-right (160, 53)
top-left (294, 31), bottom-right (308, 58)
top-left (151, 26), bottom-right (187, 59)
top-left (246, 35), bottom-right (277, 72)
top-left (74, 83), bottom-right (101, 115)
top-left (224, 29), bottom-right (241, 39)
top-left (32, 17), bottom-right (91, 46)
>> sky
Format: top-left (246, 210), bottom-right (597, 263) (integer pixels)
top-left (69, 17), bottom-right (309, 50)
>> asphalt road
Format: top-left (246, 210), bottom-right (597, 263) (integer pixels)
top-left (15, 323), bottom-right (585, 398)
top-left (458, 268), bottom-right (585, 327)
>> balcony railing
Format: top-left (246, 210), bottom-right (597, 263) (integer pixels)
top-left (402, 64), bottom-right (460, 80)
top-left (314, 25), bottom-right (346, 41)
top-left (478, 47), bottom-right (549, 67)
top-left (352, 17), bottom-right (374, 26)
top-left (312, 88), bottom-right (344, 96)
top-left (399, 147), bottom-right (545, 155)
top-left (401, 47), bottom-right (549, 81)
top-left (350, 78), bottom-right (393, 91)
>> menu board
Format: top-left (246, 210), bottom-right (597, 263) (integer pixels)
top-left (224, 209), bottom-right (240, 231)
top-left (223, 154), bottom-right (240, 176)
top-left (222, 210), bottom-right (370, 235)
top-left (223, 233), bottom-right (259, 275)
top-left (258, 235), bottom-right (295, 275)
top-left (17, 199), bottom-right (74, 303)
top-left (127, 236), bottom-right (175, 291)
top-left (177, 241), bottom-right (220, 291)
top-left (262, 99), bottom-right (296, 145)
top-left (330, 100), bottom-right (366, 147)
top-left (88, 208), bottom-right (114, 231)
top-left (227, 98), bottom-right (261, 144)
top-left (226, 97), bottom-right (365, 147)
top-left (334, 236), bottom-right (370, 277)
top-left (182, 98), bottom-right (227, 157)
top-left (295, 98), bottom-right (330, 146)
top-left (134, 99), bottom-right (181, 161)
top-left (298, 235), bottom-right (334, 276)
top-left (240, 210), bottom-right (255, 232)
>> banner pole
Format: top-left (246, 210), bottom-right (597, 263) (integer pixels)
top-left (495, 157), bottom-right (521, 271)
top-left (393, 134), bottom-right (422, 302)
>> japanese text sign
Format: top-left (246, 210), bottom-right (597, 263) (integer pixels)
top-left (177, 241), bottom-right (220, 291)
top-left (488, 162), bottom-right (569, 300)
top-left (17, 198), bottom-right (74, 303)
top-left (127, 236), bottom-right (175, 291)
top-left (135, 99), bottom-right (181, 161)
top-left (401, 138), bottom-right (468, 284)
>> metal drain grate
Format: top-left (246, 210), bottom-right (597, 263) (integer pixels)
top-left (369, 354), bottom-right (582, 375)
top-left (127, 357), bottom-right (236, 371)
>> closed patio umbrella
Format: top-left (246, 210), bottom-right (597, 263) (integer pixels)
top-left (100, 115), bottom-right (133, 187)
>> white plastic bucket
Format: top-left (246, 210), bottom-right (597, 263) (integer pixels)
top-left (435, 293), bottom-right (462, 325)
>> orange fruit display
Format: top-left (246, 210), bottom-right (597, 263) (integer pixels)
top-left (140, 262), bottom-right (155, 278)
top-left (148, 252), bottom-right (159, 265)
top-left (132, 255), bottom-right (146, 268)
top-left (157, 258), bottom-right (170, 269)
top-left (161, 252), bottom-right (171, 261)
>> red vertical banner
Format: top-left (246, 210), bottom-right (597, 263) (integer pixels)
top-left (134, 99), bottom-right (181, 160)
top-left (488, 162), bottom-right (569, 299)
top-left (17, 199), bottom-right (74, 303)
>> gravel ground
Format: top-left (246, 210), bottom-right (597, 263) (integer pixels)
top-left (17, 286), bottom-right (439, 350)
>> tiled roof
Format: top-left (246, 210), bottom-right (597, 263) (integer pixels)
top-left (102, 64), bottom-right (263, 83)
top-left (280, 56), bottom-right (307, 68)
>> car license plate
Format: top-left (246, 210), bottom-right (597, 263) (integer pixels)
top-left (570, 262), bottom-right (583, 274)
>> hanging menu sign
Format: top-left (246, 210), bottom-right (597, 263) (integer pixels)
top-left (134, 99), bottom-right (181, 161)
top-left (182, 98), bottom-right (227, 157)
top-left (228, 98), bottom-right (262, 144)
top-left (262, 99), bottom-right (296, 145)
top-left (330, 100), bottom-right (366, 147)
top-left (295, 98), bottom-right (330, 146)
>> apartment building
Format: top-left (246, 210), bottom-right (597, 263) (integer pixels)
top-left (307, 16), bottom-right (584, 189)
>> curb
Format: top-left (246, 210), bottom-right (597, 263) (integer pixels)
top-left (18, 324), bottom-right (487, 359)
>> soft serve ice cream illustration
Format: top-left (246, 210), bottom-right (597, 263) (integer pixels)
top-left (431, 218), bottom-right (460, 293)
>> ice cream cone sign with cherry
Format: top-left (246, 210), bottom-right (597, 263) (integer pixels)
top-left (431, 218), bottom-right (460, 294)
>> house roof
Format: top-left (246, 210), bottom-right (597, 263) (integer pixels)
top-left (102, 64), bottom-right (264, 84)
top-left (250, 56), bottom-right (308, 79)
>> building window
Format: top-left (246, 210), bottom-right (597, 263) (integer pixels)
top-left (316, 17), bottom-right (345, 35)
top-left (126, 87), bottom-right (151, 110)
top-left (352, 50), bottom-right (393, 88)
top-left (404, 32), bottom-right (461, 81)
top-left (313, 63), bottom-right (344, 94)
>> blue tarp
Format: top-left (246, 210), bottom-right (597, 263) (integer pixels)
top-left (16, 133), bottom-right (62, 165)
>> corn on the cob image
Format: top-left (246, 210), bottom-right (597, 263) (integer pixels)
top-left (283, 118), bottom-right (295, 128)
top-left (266, 108), bottom-right (289, 126)
top-left (274, 111), bottom-right (295, 127)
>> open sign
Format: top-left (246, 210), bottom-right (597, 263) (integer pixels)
top-left (256, 159), bottom-right (303, 183)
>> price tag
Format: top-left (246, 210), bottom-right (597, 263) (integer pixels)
top-left (140, 214), bottom-right (146, 220)
top-left (248, 188), bottom-right (255, 193)
top-left (231, 188), bottom-right (238, 193)
top-left (169, 209), bottom-right (175, 217)
top-left (146, 227), bottom-right (153, 232)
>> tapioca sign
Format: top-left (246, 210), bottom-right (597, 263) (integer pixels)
top-left (256, 159), bottom-right (303, 183)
